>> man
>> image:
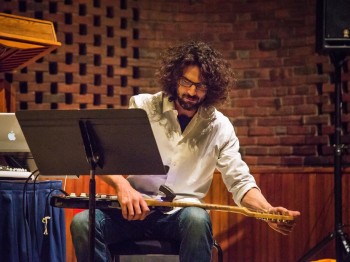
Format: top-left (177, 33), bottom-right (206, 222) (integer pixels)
top-left (71, 41), bottom-right (300, 262)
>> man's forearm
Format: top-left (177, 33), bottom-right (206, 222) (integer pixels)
top-left (99, 175), bottom-right (130, 192)
top-left (240, 187), bottom-right (272, 211)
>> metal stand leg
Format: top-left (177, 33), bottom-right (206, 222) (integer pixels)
top-left (299, 52), bottom-right (350, 262)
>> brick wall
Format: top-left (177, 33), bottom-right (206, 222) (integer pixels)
top-left (1, 0), bottom-right (139, 110)
top-left (1, 0), bottom-right (350, 167)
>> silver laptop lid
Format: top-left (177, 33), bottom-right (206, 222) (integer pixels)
top-left (0, 113), bottom-right (30, 153)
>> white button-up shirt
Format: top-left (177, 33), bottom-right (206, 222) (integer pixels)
top-left (127, 92), bottom-right (258, 206)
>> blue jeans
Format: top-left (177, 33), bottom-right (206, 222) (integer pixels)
top-left (70, 207), bottom-right (213, 262)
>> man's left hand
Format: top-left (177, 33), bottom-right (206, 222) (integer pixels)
top-left (266, 206), bottom-right (300, 235)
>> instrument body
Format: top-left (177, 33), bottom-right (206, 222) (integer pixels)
top-left (50, 195), bottom-right (294, 222)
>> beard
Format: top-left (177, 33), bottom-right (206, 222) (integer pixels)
top-left (177, 93), bottom-right (204, 111)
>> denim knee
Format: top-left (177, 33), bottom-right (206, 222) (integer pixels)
top-left (180, 207), bottom-right (211, 226)
top-left (179, 207), bottom-right (212, 238)
top-left (177, 207), bottom-right (213, 262)
top-left (70, 210), bottom-right (89, 238)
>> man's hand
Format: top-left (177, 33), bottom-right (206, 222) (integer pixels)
top-left (99, 175), bottom-right (150, 221)
top-left (116, 180), bottom-right (150, 221)
top-left (240, 188), bottom-right (301, 235)
top-left (265, 206), bottom-right (300, 235)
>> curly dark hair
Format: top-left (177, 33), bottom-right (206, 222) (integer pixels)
top-left (156, 41), bottom-right (235, 107)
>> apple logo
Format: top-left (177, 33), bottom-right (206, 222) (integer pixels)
top-left (7, 131), bottom-right (16, 141)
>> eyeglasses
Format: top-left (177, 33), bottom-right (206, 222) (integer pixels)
top-left (179, 76), bottom-right (207, 93)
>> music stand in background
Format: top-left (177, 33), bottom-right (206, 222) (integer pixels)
top-left (16, 109), bottom-right (168, 262)
top-left (298, 53), bottom-right (350, 261)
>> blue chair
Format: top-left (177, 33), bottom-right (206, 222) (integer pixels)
top-left (110, 239), bottom-right (223, 262)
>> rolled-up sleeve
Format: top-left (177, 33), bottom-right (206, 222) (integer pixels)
top-left (216, 124), bottom-right (259, 206)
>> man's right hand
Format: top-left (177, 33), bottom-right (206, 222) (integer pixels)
top-left (115, 177), bottom-right (150, 221)
top-left (99, 175), bottom-right (150, 221)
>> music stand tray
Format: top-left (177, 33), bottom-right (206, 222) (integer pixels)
top-left (15, 109), bottom-right (167, 176)
top-left (16, 108), bottom-right (168, 262)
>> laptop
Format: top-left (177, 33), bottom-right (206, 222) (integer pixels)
top-left (0, 113), bottom-right (32, 179)
top-left (0, 113), bottom-right (30, 153)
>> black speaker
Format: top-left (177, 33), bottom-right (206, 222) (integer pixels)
top-left (316, 0), bottom-right (350, 53)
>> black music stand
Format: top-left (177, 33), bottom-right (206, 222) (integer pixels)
top-left (298, 53), bottom-right (350, 261)
top-left (16, 109), bottom-right (168, 262)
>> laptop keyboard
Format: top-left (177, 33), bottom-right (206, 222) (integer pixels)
top-left (0, 165), bottom-right (31, 179)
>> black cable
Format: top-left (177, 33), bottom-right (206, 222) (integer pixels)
top-left (43, 187), bottom-right (69, 221)
top-left (22, 170), bottom-right (39, 262)
top-left (42, 186), bottom-right (69, 229)
top-left (37, 181), bottom-right (68, 262)
top-left (32, 173), bottom-right (41, 259)
top-left (23, 171), bottom-right (68, 262)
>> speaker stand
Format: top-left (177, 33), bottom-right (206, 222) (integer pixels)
top-left (299, 53), bottom-right (350, 262)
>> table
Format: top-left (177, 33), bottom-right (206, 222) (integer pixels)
top-left (0, 180), bottom-right (66, 262)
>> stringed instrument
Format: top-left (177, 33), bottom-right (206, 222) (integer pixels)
top-left (50, 194), bottom-right (294, 223)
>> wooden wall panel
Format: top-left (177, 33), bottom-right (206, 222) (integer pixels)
top-left (0, 79), bottom-right (15, 112)
top-left (60, 168), bottom-right (350, 262)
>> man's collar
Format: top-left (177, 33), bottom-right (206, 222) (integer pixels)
top-left (162, 93), bottom-right (175, 113)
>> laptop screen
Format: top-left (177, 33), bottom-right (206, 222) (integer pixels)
top-left (0, 113), bottom-right (30, 153)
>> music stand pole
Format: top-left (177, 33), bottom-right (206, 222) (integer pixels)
top-left (332, 53), bottom-right (350, 262)
top-left (88, 168), bottom-right (96, 262)
top-left (298, 53), bottom-right (350, 261)
top-left (79, 120), bottom-right (101, 262)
